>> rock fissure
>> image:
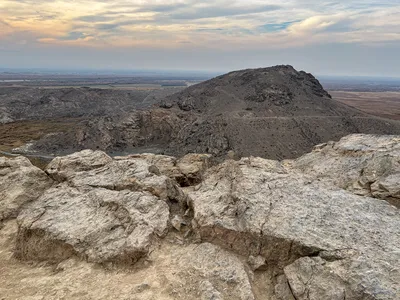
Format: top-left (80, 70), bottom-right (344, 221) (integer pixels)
top-left (1, 134), bottom-right (399, 299)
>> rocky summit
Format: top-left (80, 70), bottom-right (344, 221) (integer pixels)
top-left (0, 134), bottom-right (399, 299)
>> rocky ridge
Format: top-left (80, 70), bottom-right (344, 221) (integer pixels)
top-left (28, 66), bottom-right (400, 160)
top-left (0, 87), bottom-right (181, 123)
top-left (0, 134), bottom-right (399, 299)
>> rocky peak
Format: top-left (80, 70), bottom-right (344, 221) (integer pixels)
top-left (165, 65), bottom-right (336, 113)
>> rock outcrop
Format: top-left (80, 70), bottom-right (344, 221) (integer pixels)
top-left (293, 134), bottom-right (400, 207)
top-left (0, 156), bottom-right (53, 221)
top-left (189, 155), bottom-right (399, 299)
top-left (1, 134), bottom-right (400, 299)
top-left (0, 87), bottom-right (181, 123)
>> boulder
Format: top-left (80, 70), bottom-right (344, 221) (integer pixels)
top-left (188, 156), bottom-right (400, 299)
top-left (115, 152), bottom-right (212, 187)
top-left (47, 150), bottom-right (186, 203)
top-left (46, 150), bottom-right (113, 181)
top-left (293, 134), bottom-right (400, 207)
top-left (16, 150), bottom-right (186, 265)
top-left (0, 156), bottom-right (53, 221)
top-left (16, 185), bottom-right (169, 264)
top-left (171, 243), bottom-right (255, 300)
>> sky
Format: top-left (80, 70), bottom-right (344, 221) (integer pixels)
top-left (1, 0), bottom-right (400, 76)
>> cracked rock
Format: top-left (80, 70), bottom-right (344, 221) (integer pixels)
top-left (16, 185), bottom-right (169, 264)
top-left (189, 154), bottom-right (400, 298)
top-left (0, 156), bottom-right (53, 221)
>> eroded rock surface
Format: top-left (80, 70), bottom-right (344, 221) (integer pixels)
top-left (294, 134), bottom-right (400, 207)
top-left (1, 134), bottom-right (400, 299)
top-left (16, 185), bottom-right (169, 264)
top-left (16, 150), bottom-right (185, 265)
top-left (0, 156), bottom-right (53, 221)
top-left (189, 152), bottom-right (399, 298)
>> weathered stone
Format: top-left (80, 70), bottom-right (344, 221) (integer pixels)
top-left (248, 255), bottom-right (268, 271)
top-left (294, 134), bottom-right (400, 207)
top-left (0, 156), bottom-right (53, 221)
top-left (46, 150), bottom-right (186, 204)
top-left (16, 185), bottom-right (169, 264)
top-left (171, 215), bottom-right (185, 231)
top-left (5, 134), bottom-right (400, 299)
top-left (175, 153), bottom-right (212, 186)
top-left (115, 153), bottom-right (212, 187)
top-left (189, 155), bottom-right (400, 299)
top-left (173, 243), bottom-right (255, 300)
top-left (46, 150), bottom-right (113, 181)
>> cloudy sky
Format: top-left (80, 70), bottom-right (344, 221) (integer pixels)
top-left (1, 0), bottom-right (400, 76)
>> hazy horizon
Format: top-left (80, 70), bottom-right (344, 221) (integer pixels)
top-left (2, 66), bottom-right (400, 81)
top-left (1, 0), bottom-right (400, 77)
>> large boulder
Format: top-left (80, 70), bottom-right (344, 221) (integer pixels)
top-left (16, 150), bottom-right (186, 265)
top-left (16, 185), bottom-right (169, 264)
top-left (188, 156), bottom-right (400, 299)
top-left (45, 149), bottom-right (113, 181)
top-left (293, 134), bottom-right (400, 207)
top-left (46, 150), bottom-right (187, 203)
top-left (114, 152), bottom-right (213, 187)
top-left (0, 156), bottom-right (53, 221)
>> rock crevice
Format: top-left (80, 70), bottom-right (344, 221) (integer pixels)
top-left (1, 134), bottom-right (399, 299)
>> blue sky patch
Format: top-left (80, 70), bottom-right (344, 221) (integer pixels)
top-left (258, 21), bottom-right (299, 33)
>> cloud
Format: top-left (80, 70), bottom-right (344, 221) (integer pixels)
top-left (0, 0), bottom-right (400, 53)
top-left (167, 4), bottom-right (282, 20)
top-left (59, 31), bottom-right (90, 41)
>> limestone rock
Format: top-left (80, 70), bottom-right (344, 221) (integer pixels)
top-left (5, 134), bottom-right (400, 299)
top-left (294, 134), bottom-right (400, 207)
top-left (47, 150), bottom-right (185, 203)
top-left (115, 152), bottom-right (212, 187)
top-left (175, 153), bottom-right (212, 186)
top-left (16, 185), bottom-right (169, 264)
top-left (173, 243), bottom-right (255, 300)
top-left (189, 156), bottom-right (400, 299)
top-left (0, 156), bottom-right (53, 221)
top-left (46, 150), bottom-right (113, 181)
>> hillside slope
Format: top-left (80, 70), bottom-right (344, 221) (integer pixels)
top-left (20, 66), bottom-right (400, 159)
top-left (164, 65), bottom-right (362, 117)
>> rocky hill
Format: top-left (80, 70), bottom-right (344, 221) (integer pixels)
top-left (163, 65), bottom-right (353, 116)
top-left (0, 134), bottom-right (399, 299)
top-left (27, 65), bottom-right (400, 160)
top-left (0, 87), bottom-right (180, 123)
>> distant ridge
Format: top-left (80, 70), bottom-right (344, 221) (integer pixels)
top-left (12, 65), bottom-right (400, 160)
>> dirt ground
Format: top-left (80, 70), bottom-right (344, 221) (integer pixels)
top-left (331, 91), bottom-right (400, 120)
top-left (0, 220), bottom-right (274, 300)
top-left (0, 221), bottom-right (187, 300)
top-left (0, 119), bottom-right (81, 153)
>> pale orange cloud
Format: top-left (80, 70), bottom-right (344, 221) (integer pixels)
top-left (0, 0), bottom-right (399, 50)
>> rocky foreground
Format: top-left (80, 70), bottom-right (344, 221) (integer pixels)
top-left (0, 134), bottom-right (399, 299)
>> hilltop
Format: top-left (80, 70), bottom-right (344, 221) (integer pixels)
top-left (3, 65), bottom-right (400, 160)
